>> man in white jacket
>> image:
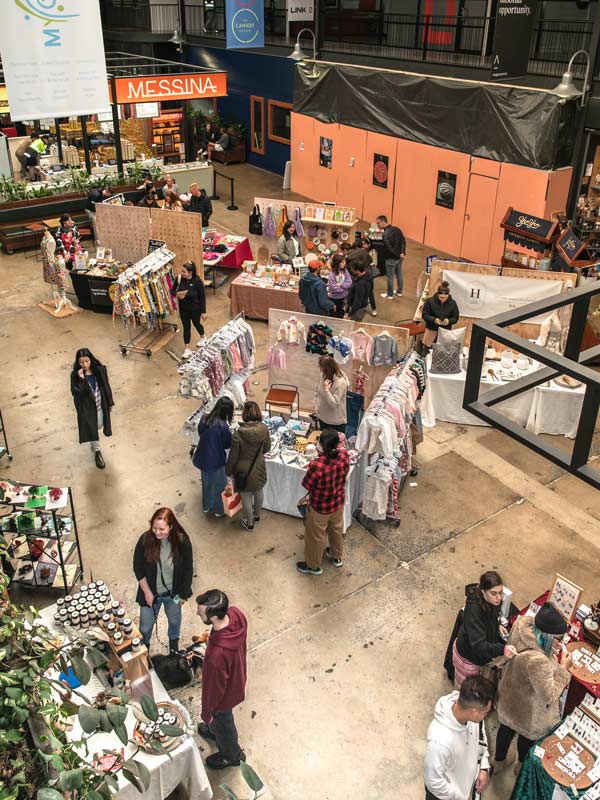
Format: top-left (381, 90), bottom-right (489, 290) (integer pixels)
top-left (424, 675), bottom-right (495, 800)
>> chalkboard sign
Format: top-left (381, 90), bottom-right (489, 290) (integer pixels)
top-left (556, 226), bottom-right (593, 266)
top-left (501, 208), bottom-right (556, 242)
top-left (148, 239), bottom-right (167, 254)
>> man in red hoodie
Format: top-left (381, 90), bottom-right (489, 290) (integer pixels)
top-left (196, 589), bottom-right (248, 769)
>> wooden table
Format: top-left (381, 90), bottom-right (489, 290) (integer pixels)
top-left (229, 274), bottom-right (303, 320)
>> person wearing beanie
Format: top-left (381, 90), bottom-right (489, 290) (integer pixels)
top-left (493, 602), bottom-right (572, 775)
top-left (299, 260), bottom-right (334, 317)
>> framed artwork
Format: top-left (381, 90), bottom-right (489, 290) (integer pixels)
top-left (373, 154), bottom-right (389, 189)
top-left (436, 171), bottom-right (457, 210)
top-left (549, 573), bottom-right (583, 622)
top-left (315, 207), bottom-right (325, 221)
top-left (319, 136), bottom-right (333, 169)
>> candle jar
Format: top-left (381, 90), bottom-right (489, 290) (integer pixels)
top-left (59, 609), bottom-right (68, 621)
top-left (111, 601), bottom-right (120, 614)
top-left (113, 632), bottom-right (123, 645)
top-left (131, 637), bottom-right (141, 651)
top-left (54, 611), bottom-right (62, 623)
top-left (64, 595), bottom-right (73, 606)
top-left (89, 607), bottom-right (98, 621)
top-left (101, 613), bottom-right (111, 626)
top-left (107, 622), bottom-right (116, 636)
top-left (115, 608), bottom-right (126, 624)
top-left (89, 582), bottom-right (97, 592)
top-left (72, 593), bottom-right (81, 602)
top-left (70, 613), bottom-right (80, 627)
top-left (56, 597), bottom-right (65, 608)
top-left (96, 579), bottom-right (105, 589)
top-left (80, 585), bottom-right (88, 595)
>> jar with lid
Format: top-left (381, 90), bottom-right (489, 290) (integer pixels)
top-left (101, 613), bottom-right (111, 625)
top-left (113, 631), bottom-right (123, 645)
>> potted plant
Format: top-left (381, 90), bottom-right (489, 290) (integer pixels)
top-left (0, 551), bottom-right (183, 799)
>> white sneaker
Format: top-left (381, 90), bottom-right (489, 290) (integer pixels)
top-left (395, 291), bottom-right (403, 297)
top-left (183, 348), bottom-right (194, 358)
top-left (196, 338), bottom-right (206, 347)
top-left (381, 293), bottom-right (393, 299)
top-left (371, 310), bottom-right (377, 316)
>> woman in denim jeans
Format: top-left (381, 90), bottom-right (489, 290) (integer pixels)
top-left (193, 397), bottom-right (234, 517)
top-left (133, 507), bottom-right (194, 653)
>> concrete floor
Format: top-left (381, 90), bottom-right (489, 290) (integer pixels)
top-left (1, 163), bottom-right (599, 800)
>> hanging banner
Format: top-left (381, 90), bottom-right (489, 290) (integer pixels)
top-left (0, 1), bottom-right (110, 121)
top-left (491, 0), bottom-right (538, 81)
top-left (442, 270), bottom-right (564, 323)
top-left (226, 0), bottom-right (264, 49)
top-left (435, 171), bottom-right (457, 210)
top-left (287, 0), bottom-right (314, 22)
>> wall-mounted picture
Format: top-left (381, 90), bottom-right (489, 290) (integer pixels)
top-left (436, 171), bottom-right (457, 209)
top-left (549, 573), bottom-right (583, 622)
top-left (373, 154), bottom-right (389, 189)
top-left (319, 136), bottom-right (333, 169)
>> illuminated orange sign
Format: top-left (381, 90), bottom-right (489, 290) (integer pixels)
top-left (112, 73), bottom-right (227, 104)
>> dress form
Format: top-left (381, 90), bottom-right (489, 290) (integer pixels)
top-left (53, 254), bottom-right (76, 314)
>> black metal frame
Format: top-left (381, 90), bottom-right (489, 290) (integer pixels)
top-left (463, 281), bottom-right (600, 489)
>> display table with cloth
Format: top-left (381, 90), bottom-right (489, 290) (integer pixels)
top-left (229, 274), bottom-right (303, 319)
top-left (36, 604), bottom-right (212, 800)
top-left (70, 270), bottom-right (116, 313)
top-left (263, 457), bottom-right (363, 532)
top-left (421, 362), bottom-right (585, 438)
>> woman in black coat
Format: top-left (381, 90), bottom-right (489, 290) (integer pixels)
top-left (70, 348), bottom-right (114, 469)
top-left (421, 280), bottom-right (460, 349)
top-left (133, 507), bottom-right (194, 652)
top-left (170, 260), bottom-right (207, 359)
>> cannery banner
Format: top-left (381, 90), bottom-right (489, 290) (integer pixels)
top-left (226, 0), bottom-right (264, 49)
top-left (0, 0), bottom-right (110, 121)
top-left (442, 270), bottom-right (564, 323)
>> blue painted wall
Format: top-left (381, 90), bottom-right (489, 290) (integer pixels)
top-left (184, 45), bottom-right (294, 175)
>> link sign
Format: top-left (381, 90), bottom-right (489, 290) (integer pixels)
top-left (287, 0), bottom-right (314, 22)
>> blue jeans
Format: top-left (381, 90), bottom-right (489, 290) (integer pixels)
top-left (201, 466), bottom-right (227, 514)
top-left (139, 595), bottom-right (181, 646)
top-left (385, 258), bottom-right (403, 296)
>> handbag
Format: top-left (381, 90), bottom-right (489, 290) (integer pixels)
top-left (221, 481), bottom-right (243, 517)
top-left (233, 441), bottom-right (263, 492)
top-left (276, 205), bottom-right (288, 238)
top-left (249, 204), bottom-right (263, 236)
top-left (264, 206), bottom-right (276, 237)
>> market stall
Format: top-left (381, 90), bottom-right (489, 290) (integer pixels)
top-left (501, 208), bottom-right (559, 272)
top-left (229, 267), bottom-right (303, 320)
top-left (69, 249), bottom-right (124, 313)
top-left (35, 592), bottom-right (212, 800)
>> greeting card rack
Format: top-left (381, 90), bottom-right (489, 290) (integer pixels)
top-left (0, 407), bottom-right (11, 462)
top-left (0, 482), bottom-right (83, 596)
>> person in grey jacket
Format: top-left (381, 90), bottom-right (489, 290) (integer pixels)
top-left (226, 402), bottom-right (271, 533)
top-left (299, 260), bottom-right (334, 316)
top-left (277, 220), bottom-right (302, 263)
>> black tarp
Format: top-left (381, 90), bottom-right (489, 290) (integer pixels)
top-left (293, 62), bottom-right (576, 170)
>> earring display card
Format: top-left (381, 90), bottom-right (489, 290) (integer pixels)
top-left (550, 573), bottom-right (584, 622)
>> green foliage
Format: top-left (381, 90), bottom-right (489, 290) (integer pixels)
top-left (0, 543), bottom-right (182, 799)
top-left (219, 762), bottom-right (265, 799)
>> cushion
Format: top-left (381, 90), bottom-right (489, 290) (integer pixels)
top-left (438, 326), bottom-right (466, 346)
top-left (430, 342), bottom-right (461, 375)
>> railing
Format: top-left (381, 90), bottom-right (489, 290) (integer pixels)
top-left (101, 1), bottom-right (593, 78)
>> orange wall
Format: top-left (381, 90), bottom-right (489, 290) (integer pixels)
top-left (290, 113), bottom-right (573, 265)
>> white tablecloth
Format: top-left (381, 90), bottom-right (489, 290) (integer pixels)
top-left (37, 606), bottom-right (212, 800)
top-left (263, 457), bottom-right (363, 531)
top-left (421, 367), bottom-right (585, 438)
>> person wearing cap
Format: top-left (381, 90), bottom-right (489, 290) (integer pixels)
top-left (493, 601), bottom-right (572, 775)
top-left (299, 260), bottom-right (334, 317)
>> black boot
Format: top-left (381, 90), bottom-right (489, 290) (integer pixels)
top-left (169, 638), bottom-right (180, 654)
top-left (95, 451), bottom-right (105, 469)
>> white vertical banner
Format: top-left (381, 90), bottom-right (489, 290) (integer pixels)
top-left (0, 1), bottom-right (110, 121)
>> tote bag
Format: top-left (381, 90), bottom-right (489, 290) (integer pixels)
top-left (221, 481), bottom-right (242, 517)
top-left (249, 204), bottom-right (263, 236)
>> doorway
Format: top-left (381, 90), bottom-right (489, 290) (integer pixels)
top-left (460, 173), bottom-right (499, 263)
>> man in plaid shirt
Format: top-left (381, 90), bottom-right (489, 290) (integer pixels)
top-left (297, 429), bottom-right (350, 576)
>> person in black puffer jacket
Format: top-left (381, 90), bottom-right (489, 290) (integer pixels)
top-left (170, 260), bottom-right (207, 359)
top-left (421, 280), bottom-right (460, 349)
top-left (453, 570), bottom-right (516, 689)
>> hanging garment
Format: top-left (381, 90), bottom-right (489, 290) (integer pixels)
top-left (349, 330), bottom-right (374, 363)
top-left (371, 333), bottom-right (399, 367)
top-left (293, 207), bottom-right (304, 238)
top-left (306, 322), bottom-right (333, 355)
top-left (264, 206), bottom-right (276, 237)
top-left (326, 335), bottom-right (354, 365)
top-left (277, 317), bottom-right (307, 346)
top-left (276, 205), bottom-right (288, 238)
top-left (354, 371), bottom-right (368, 396)
top-left (266, 345), bottom-right (287, 370)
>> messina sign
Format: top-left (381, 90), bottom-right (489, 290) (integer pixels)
top-left (111, 73), bottom-right (227, 104)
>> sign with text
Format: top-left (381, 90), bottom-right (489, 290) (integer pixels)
top-left (491, 0), bottom-right (538, 81)
top-left (0, 1), bottom-right (110, 121)
top-left (287, 0), bottom-right (314, 22)
top-left (226, 0), bottom-right (264, 49)
top-left (112, 73), bottom-right (227, 104)
top-left (0, 87), bottom-right (10, 114)
top-left (502, 208), bottom-right (555, 240)
top-left (148, 239), bottom-right (167, 254)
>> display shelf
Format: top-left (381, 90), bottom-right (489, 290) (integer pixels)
top-left (0, 481), bottom-right (83, 595)
top-left (301, 217), bottom-right (357, 227)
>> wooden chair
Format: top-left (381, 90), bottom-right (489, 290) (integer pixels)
top-left (265, 384), bottom-right (299, 419)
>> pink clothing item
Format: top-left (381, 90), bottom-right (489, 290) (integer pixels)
top-left (266, 346), bottom-right (287, 369)
top-left (230, 341), bottom-right (244, 370)
top-left (350, 331), bottom-right (373, 363)
top-left (354, 372), bottom-right (367, 396)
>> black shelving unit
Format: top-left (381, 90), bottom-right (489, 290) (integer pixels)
top-left (0, 408), bottom-right (11, 462)
top-left (0, 483), bottom-right (83, 595)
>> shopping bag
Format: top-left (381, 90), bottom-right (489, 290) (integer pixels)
top-left (297, 493), bottom-right (310, 519)
top-left (249, 204), bottom-right (263, 236)
top-left (221, 482), bottom-right (242, 517)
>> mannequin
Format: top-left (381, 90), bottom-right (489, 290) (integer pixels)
top-left (41, 229), bottom-right (57, 303)
top-left (536, 311), bottom-right (563, 353)
top-left (53, 254), bottom-right (76, 315)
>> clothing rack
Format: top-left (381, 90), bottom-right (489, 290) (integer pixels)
top-left (114, 245), bottom-right (179, 357)
top-left (0, 407), bottom-right (12, 462)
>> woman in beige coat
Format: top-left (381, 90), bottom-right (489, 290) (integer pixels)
top-left (226, 401), bottom-right (271, 533)
top-left (315, 356), bottom-right (349, 434)
top-left (493, 602), bottom-right (571, 774)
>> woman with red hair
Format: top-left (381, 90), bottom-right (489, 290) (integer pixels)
top-left (133, 507), bottom-right (194, 652)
